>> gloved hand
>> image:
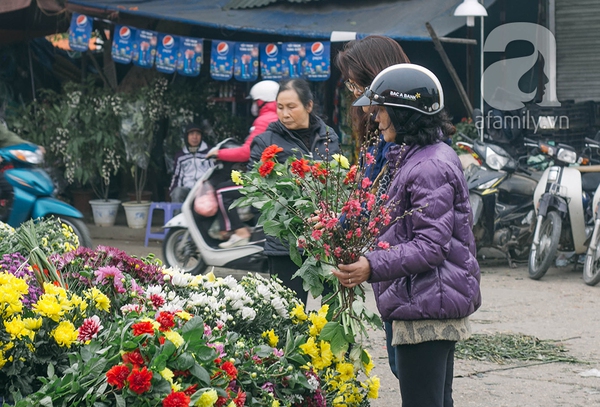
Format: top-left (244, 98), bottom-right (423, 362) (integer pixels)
top-left (206, 147), bottom-right (219, 158)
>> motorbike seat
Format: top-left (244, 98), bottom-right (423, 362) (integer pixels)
top-left (582, 172), bottom-right (600, 192)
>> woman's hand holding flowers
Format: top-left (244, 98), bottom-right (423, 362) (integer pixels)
top-left (334, 256), bottom-right (372, 288)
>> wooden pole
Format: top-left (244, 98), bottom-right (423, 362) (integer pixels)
top-left (426, 22), bottom-right (474, 119)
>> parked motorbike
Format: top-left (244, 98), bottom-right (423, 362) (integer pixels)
top-left (580, 137), bottom-right (600, 286)
top-left (162, 139), bottom-right (267, 275)
top-left (0, 143), bottom-right (92, 247)
top-left (528, 138), bottom-right (600, 280)
top-left (457, 134), bottom-right (540, 267)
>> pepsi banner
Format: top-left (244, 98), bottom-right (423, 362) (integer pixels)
top-left (111, 25), bottom-right (136, 64)
top-left (260, 43), bottom-right (284, 80)
top-left (210, 40), bottom-right (234, 81)
top-left (234, 42), bottom-right (259, 82)
top-left (132, 29), bottom-right (158, 68)
top-left (68, 13), bottom-right (92, 52)
top-left (302, 41), bottom-right (330, 81)
top-left (177, 37), bottom-right (203, 77)
top-left (156, 34), bottom-right (179, 74)
top-left (282, 43), bottom-right (304, 79)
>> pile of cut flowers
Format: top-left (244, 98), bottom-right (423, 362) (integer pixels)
top-left (0, 218), bottom-right (379, 406)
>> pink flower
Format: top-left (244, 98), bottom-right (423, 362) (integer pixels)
top-left (355, 228), bottom-right (362, 238)
top-left (297, 237), bottom-right (307, 249)
top-left (121, 304), bottom-right (144, 314)
top-left (365, 153), bottom-right (375, 165)
top-left (325, 219), bottom-right (339, 229)
top-left (204, 323), bottom-right (212, 337)
top-left (342, 198), bottom-right (362, 217)
top-left (378, 241), bottom-right (390, 250)
top-left (149, 294), bottom-right (165, 309)
top-left (346, 230), bottom-right (353, 239)
top-left (78, 315), bottom-right (103, 342)
top-left (361, 178), bottom-right (372, 189)
top-left (311, 229), bottom-right (323, 241)
top-left (333, 247), bottom-right (343, 259)
top-left (323, 243), bottom-right (331, 257)
top-left (94, 266), bottom-right (126, 293)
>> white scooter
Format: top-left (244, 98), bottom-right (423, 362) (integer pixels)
top-left (528, 137), bottom-right (600, 280)
top-left (162, 139), bottom-right (267, 275)
top-left (582, 137), bottom-right (600, 286)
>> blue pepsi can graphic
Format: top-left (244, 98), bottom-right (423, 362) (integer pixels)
top-left (132, 29), bottom-right (158, 68)
top-left (177, 37), bottom-right (203, 77)
top-left (111, 25), bottom-right (136, 64)
top-left (303, 41), bottom-right (331, 81)
top-left (210, 41), bottom-right (234, 81)
top-left (260, 43), bottom-right (284, 80)
top-left (234, 42), bottom-right (259, 81)
top-left (156, 34), bottom-right (179, 74)
top-left (68, 13), bottom-right (92, 52)
top-left (282, 43), bottom-right (304, 78)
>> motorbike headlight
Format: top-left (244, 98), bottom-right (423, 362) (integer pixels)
top-left (477, 177), bottom-right (501, 190)
top-left (556, 148), bottom-right (577, 164)
top-left (12, 149), bottom-right (43, 164)
top-left (485, 146), bottom-right (509, 171)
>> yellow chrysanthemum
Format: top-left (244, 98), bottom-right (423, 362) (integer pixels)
top-left (313, 340), bottom-right (333, 370)
top-left (231, 170), bottom-right (243, 185)
top-left (85, 287), bottom-right (110, 312)
top-left (205, 271), bottom-right (216, 283)
top-left (336, 362), bottom-right (355, 382)
top-left (261, 329), bottom-right (279, 347)
top-left (4, 315), bottom-right (27, 340)
top-left (163, 330), bottom-right (184, 348)
top-left (0, 350), bottom-right (7, 369)
top-left (195, 389), bottom-right (218, 407)
top-left (52, 320), bottom-right (78, 348)
top-left (366, 376), bottom-right (380, 399)
top-left (289, 303), bottom-right (308, 323)
top-left (33, 295), bottom-right (64, 322)
top-left (271, 400), bottom-right (280, 407)
top-left (299, 337), bottom-right (319, 359)
top-left (332, 154), bottom-right (350, 169)
top-left (23, 317), bottom-right (42, 331)
top-left (363, 350), bottom-right (374, 376)
top-left (176, 311), bottom-right (193, 321)
top-left (332, 395), bottom-right (347, 407)
top-left (160, 367), bottom-right (174, 384)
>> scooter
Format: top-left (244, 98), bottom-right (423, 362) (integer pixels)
top-left (0, 143), bottom-right (92, 247)
top-left (528, 138), bottom-right (600, 280)
top-left (580, 137), bottom-right (600, 286)
top-left (162, 139), bottom-right (268, 275)
top-left (457, 134), bottom-right (540, 267)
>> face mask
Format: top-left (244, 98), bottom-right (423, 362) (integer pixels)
top-left (251, 102), bottom-right (259, 117)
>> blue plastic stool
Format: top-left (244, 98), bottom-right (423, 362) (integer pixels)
top-left (144, 202), bottom-right (183, 247)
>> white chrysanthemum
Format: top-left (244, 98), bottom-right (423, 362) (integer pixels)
top-left (241, 307), bottom-right (257, 320)
top-left (271, 297), bottom-right (288, 318)
top-left (145, 285), bottom-right (164, 296)
top-left (170, 271), bottom-right (193, 287)
top-left (256, 284), bottom-right (271, 298)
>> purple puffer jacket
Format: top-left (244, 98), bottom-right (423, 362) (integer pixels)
top-left (366, 141), bottom-right (481, 321)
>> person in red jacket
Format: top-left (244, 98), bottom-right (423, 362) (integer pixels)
top-left (206, 80), bottom-right (279, 248)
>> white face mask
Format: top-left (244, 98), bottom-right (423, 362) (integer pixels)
top-left (251, 101), bottom-right (259, 117)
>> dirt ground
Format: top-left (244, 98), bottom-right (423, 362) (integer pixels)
top-left (93, 227), bottom-right (600, 407)
top-left (364, 261), bottom-right (600, 407)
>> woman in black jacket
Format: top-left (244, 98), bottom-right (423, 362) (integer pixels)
top-left (248, 78), bottom-right (340, 304)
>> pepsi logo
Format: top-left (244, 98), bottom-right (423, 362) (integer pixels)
top-left (162, 35), bottom-right (175, 48)
top-left (311, 42), bottom-right (325, 56)
top-left (265, 43), bottom-right (278, 57)
top-left (216, 42), bottom-right (229, 55)
top-left (119, 26), bottom-right (131, 40)
top-left (76, 15), bottom-right (88, 27)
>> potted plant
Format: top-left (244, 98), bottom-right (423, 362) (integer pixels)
top-left (120, 78), bottom-right (167, 228)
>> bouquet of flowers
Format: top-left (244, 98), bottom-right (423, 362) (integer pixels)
top-left (232, 144), bottom-right (401, 355)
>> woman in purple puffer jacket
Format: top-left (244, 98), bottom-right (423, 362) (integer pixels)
top-left (332, 64), bottom-right (481, 407)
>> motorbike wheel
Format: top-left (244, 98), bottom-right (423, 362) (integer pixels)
top-left (528, 211), bottom-right (561, 280)
top-left (583, 230), bottom-right (600, 286)
top-left (50, 215), bottom-right (93, 248)
top-left (163, 227), bottom-right (207, 275)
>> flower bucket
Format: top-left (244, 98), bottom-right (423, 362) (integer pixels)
top-left (122, 201), bottom-right (151, 229)
top-left (89, 199), bottom-right (121, 227)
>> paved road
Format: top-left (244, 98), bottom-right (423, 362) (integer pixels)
top-left (90, 224), bottom-right (600, 407)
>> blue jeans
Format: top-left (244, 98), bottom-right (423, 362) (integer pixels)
top-left (385, 321), bottom-right (398, 378)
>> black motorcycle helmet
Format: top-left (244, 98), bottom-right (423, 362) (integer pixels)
top-left (353, 63), bottom-right (444, 115)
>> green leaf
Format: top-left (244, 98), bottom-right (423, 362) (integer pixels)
top-left (189, 364), bottom-right (211, 386)
top-left (319, 321), bottom-right (350, 356)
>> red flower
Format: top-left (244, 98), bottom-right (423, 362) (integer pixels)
top-left (260, 144), bottom-right (283, 162)
top-left (233, 390), bottom-right (247, 407)
top-left (258, 161), bottom-right (275, 177)
top-left (132, 321), bottom-right (155, 336)
top-left (311, 229), bottom-right (323, 241)
top-left (216, 396), bottom-right (229, 407)
top-left (122, 349), bottom-right (145, 367)
top-left (361, 177), bottom-right (372, 189)
top-left (156, 311), bottom-right (176, 332)
top-left (291, 158), bottom-right (310, 178)
top-left (162, 391), bottom-right (191, 407)
top-left (221, 361), bottom-right (238, 379)
top-left (77, 315), bottom-right (103, 342)
top-left (310, 163), bottom-right (328, 182)
top-left (183, 384), bottom-right (198, 396)
top-left (127, 366), bottom-right (153, 394)
top-left (149, 293), bottom-right (166, 309)
top-left (106, 365), bottom-right (130, 390)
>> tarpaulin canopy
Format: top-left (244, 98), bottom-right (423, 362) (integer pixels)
top-left (67, 0), bottom-right (496, 41)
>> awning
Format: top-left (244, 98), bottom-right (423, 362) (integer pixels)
top-left (67, 0), bottom-right (497, 41)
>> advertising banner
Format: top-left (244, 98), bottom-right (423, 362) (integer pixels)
top-left (210, 40), bottom-right (234, 81)
top-left (282, 43), bottom-right (304, 79)
top-left (155, 34), bottom-right (179, 74)
top-left (234, 42), bottom-right (259, 81)
top-left (303, 41), bottom-right (330, 81)
top-left (260, 43), bottom-right (284, 80)
top-left (177, 37), bottom-right (203, 77)
top-left (68, 13), bottom-right (92, 52)
top-left (111, 25), bottom-right (136, 64)
top-left (132, 29), bottom-right (158, 68)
